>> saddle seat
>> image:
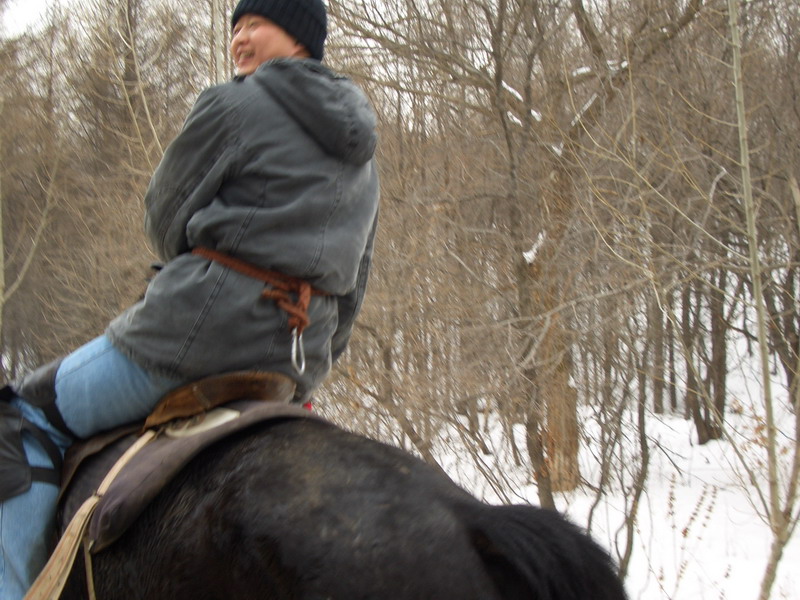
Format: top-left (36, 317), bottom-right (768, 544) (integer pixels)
top-left (57, 371), bottom-right (319, 553)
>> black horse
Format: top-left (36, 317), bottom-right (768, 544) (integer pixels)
top-left (59, 415), bottom-right (627, 600)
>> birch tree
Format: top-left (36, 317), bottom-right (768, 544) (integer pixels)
top-left (725, 1), bottom-right (799, 597)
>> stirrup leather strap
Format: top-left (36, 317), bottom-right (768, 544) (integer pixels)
top-left (23, 430), bottom-right (156, 600)
top-left (22, 419), bottom-right (63, 486)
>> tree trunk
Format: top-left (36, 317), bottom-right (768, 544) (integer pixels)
top-left (707, 268), bottom-right (727, 440)
top-left (523, 161), bottom-right (581, 493)
top-left (650, 293), bottom-right (666, 414)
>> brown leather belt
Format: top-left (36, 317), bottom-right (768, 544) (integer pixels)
top-left (192, 247), bottom-right (331, 374)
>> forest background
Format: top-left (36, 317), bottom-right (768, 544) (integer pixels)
top-left (1, 0), bottom-right (799, 598)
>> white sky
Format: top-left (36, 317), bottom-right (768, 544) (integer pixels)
top-left (2, 0), bottom-right (58, 36)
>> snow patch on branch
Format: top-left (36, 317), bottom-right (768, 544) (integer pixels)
top-left (571, 92), bottom-right (598, 128)
top-left (502, 81), bottom-right (543, 123)
top-left (523, 232), bottom-right (547, 264)
top-left (502, 80), bottom-right (523, 102)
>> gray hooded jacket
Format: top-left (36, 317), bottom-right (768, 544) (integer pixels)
top-left (107, 59), bottom-right (380, 399)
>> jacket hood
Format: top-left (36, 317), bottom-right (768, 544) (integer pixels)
top-left (250, 59), bottom-right (378, 165)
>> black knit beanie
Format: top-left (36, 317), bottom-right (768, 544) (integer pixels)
top-left (231, 0), bottom-right (327, 61)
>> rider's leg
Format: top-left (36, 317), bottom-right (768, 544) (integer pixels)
top-left (0, 400), bottom-right (71, 600)
top-left (0, 335), bottom-right (184, 599)
top-left (54, 335), bottom-right (184, 438)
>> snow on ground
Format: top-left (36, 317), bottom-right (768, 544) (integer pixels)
top-left (432, 407), bottom-right (799, 600)
top-left (574, 415), bottom-right (798, 600)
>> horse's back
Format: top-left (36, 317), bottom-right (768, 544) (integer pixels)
top-left (63, 417), bottom-right (627, 600)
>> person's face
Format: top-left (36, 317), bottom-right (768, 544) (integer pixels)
top-left (231, 14), bottom-right (309, 76)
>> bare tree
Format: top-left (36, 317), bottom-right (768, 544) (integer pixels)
top-left (725, 1), bottom-right (800, 597)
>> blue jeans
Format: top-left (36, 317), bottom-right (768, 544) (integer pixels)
top-left (0, 336), bottom-right (184, 599)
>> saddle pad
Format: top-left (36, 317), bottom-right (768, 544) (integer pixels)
top-left (64, 400), bottom-right (323, 553)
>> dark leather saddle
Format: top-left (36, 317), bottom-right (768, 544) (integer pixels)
top-left (57, 371), bottom-right (320, 553)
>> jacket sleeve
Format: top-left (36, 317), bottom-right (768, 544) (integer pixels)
top-left (330, 209), bottom-right (379, 364)
top-left (144, 86), bottom-right (240, 260)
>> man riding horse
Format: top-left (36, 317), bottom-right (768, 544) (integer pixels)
top-left (0, 0), bottom-right (380, 596)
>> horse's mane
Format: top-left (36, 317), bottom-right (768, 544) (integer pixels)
top-left (455, 501), bottom-right (628, 600)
